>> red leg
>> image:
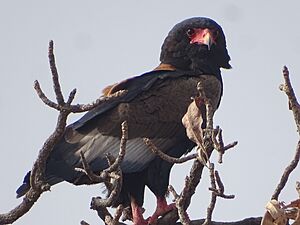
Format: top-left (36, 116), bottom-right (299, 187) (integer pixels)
top-left (147, 197), bottom-right (176, 224)
top-left (131, 199), bottom-right (149, 225)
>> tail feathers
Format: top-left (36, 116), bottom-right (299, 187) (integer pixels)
top-left (16, 171), bottom-right (31, 198)
top-left (16, 170), bottom-right (63, 198)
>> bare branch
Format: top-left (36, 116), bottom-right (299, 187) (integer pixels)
top-left (212, 127), bottom-right (237, 164)
top-left (168, 184), bottom-right (191, 225)
top-left (272, 66), bottom-right (300, 200)
top-left (105, 121), bottom-right (128, 172)
top-left (143, 138), bottom-right (198, 163)
top-left (77, 151), bottom-right (107, 183)
top-left (80, 220), bottom-right (90, 225)
top-left (76, 122), bottom-right (129, 224)
top-left (158, 159), bottom-right (213, 225)
top-left (169, 185), bottom-right (180, 199)
top-left (214, 171), bottom-right (224, 194)
top-left (204, 164), bottom-right (235, 225)
top-left (0, 40), bottom-right (72, 224)
top-left (223, 142), bottom-right (239, 152)
top-left (113, 205), bottom-right (125, 224)
top-left (197, 82), bottom-right (213, 129)
top-left (159, 80), bottom-right (237, 225)
top-left (69, 90), bottom-right (127, 113)
top-left (0, 40), bottom-right (125, 225)
top-left (48, 40), bottom-right (65, 104)
top-left (34, 78), bottom-right (126, 113)
top-left (296, 181), bottom-right (300, 198)
top-left (272, 140), bottom-right (300, 200)
top-left (76, 121), bottom-right (128, 208)
top-left (91, 197), bottom-right (114, 224)
top-left (33, 80), bottom-right (60, 110)
top-left (279, 66), bottom-right (300, 135)
top-left (175, 217), bottom-right (262, 225)
top-left (203, 163), bottom-right (218, 225)
top-left (77, 153), bottom-right (123, 208)
top-left (90, 198), bottom-right (126, 225)
top-left (66, 88), bottom-right (77, 105)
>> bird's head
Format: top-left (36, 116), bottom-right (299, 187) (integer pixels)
top-left (159, 17), bottom-right (231, 74)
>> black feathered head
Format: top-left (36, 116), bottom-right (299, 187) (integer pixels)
top-left (160, 17), bottom-right (231, 74)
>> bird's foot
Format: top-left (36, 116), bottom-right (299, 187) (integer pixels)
top-left (133, 215), bottom-right (149, 225)
top-left (131, 202), bottom-right (149, 225)
top-left (147, 197), bottom-right (176, 224)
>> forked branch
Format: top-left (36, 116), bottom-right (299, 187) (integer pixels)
top-left (0, 40), bottom-right (125, 225)
top-left (272, 66), bottom-right (300, 201)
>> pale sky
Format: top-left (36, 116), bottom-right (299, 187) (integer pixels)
top-left (1, 1), bottom-right (300, 224)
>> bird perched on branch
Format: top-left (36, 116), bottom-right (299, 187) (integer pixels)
top-left (17, 17), bottom-right (231, 224)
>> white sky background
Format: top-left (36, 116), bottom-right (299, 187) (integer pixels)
top-left (1, 1), bottom-right (300, 224)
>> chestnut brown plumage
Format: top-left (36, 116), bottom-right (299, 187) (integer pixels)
top-left (17, 17), bottom-right (231, 224)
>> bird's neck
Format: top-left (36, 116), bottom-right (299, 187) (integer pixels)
top-left (155, 61), bottom-right (221, 78)
top-left (190, 58), bottom-right (221, 77)
top-left (153, 63), bottom-right (176, 71)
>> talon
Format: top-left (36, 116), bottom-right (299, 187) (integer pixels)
top-left (148, 197), bottom-right (176, 224)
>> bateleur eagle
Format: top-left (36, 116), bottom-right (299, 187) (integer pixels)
top-left (17, 17), bottom-right (231, 224)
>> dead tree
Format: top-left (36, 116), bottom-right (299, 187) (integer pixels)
top-left (0, 43), bottom-right (299, 225)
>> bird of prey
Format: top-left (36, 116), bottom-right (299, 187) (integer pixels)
top-left (17, 17), bottom-right (231, 224)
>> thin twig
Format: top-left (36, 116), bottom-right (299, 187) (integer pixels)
top-left (90, 199), bottom-right (125, 225)
top-left (76, 121), bottom-right (128, 210)
top-left (70, 90), bottom-right (127, 113)
top-left (34, 78), bottom-right (126, 113)
top-left (113, 205), bottom-right (124, 224)
top-left (48, 40), bottom-right (65, 105)
top-left (34, 80), bottom-right (60, 110)
top-left (296, 181), bottom-right (300, 198)
top-left (168, 184), bottom-right (191, 225)
top-left (0, 40), bottom-right (124, 225)
top-left (203, 163), bottom-right (217, 225)
top-left (204, 164), bottom-right (235, 225)
top-left (80, 220), bottom-right (90, 225)
top-left (0, 40), bottom-right (71, 224)
top-left (272, 66), bottom-right (300, 200)
top-left (66, 88), bottom-right (77, 105)
top-left (78, 151), bottom-right (107, 182)
top-left (76, 122), bottom-right (128, 224)
top-left (91, 197), bottom-right (114, 224)
top-left (105, 121), bottom-right (128, 172)
top-left (272, 140), bottom-right (300, 200)
top-left (212, 127), bottom-right (237, 164)
top-left (279, 66), bottom-right (300, 135)
top-left (159, 83), bottom-right (236, 224)
top-left (143, 138), bottom-right (198, 164)
top-left (77, 150), bottom-right (123, 207)
top-left (223, 142), bottom-right (239, 152)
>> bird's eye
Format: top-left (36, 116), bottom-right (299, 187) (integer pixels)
top-left (186, 28), bottom-right (195, 37)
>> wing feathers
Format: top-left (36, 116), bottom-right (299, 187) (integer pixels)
top-left (49, 128), bottom-right (179, 177)
top-left (46, 71), bottom-right (222, 185)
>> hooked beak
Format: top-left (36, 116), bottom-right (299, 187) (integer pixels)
top-left (189, 28), bottom-right (214, 50)
top-left (203, 31), bottom-right (213, 50)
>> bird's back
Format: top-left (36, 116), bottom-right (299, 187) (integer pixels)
top-left (45, 70), bottom-right (222, 185)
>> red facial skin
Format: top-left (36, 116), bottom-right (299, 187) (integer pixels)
top-left (188, 28), bottom-right (217, 49)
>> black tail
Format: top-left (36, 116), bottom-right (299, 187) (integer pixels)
top-left (16, 171), bottom-right (31, 198)
top-left (16, 170), bottom-right (63, 198)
